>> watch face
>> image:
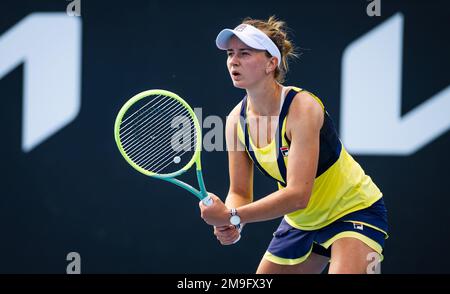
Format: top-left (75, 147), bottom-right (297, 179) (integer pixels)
top-left (230, 215), bottom-right (241, 225)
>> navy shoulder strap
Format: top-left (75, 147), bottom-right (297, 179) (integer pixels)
top-left (275, 89), bottom-right (299, 186)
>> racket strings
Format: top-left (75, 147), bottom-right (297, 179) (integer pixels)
top-left (120, 96), bottom-right (182, 147)
top-left (122, 104), bottom-right (192, 160)
top-left (141, 126), bottom-right (196, 173)
top-left (119, 94), bottom-right (163, 130)
top-left (131, 116), bottom-right (193, 166)
top-left (136, 116), bottom-right (192, 162)
top-left (121, 103), bottom-right (188, 153)
top-left (137, 122), bottom-right (195, 173)
top-left (120, 97), bottom-right (178, 142)
top-left (119, 94), bottom-right (198, 174)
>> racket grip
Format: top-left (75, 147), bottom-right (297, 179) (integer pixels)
top-left (202, 195), bottom-right (213, 206)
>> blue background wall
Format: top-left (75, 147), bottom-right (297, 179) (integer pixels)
top-left (0, 0), bottom-right (449, 273)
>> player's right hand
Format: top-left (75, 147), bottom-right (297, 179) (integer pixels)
top-left (214, 225), bottom-right (241, 245)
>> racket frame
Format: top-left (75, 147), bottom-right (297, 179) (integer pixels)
top-left (114, 89), bottom-right (209, 202)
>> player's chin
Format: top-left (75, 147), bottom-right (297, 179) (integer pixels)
top-left (231, 79), bottom-right (247, 89)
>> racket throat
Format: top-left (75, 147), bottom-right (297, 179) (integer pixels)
top-left (196, 170), bottom-right (208, 200)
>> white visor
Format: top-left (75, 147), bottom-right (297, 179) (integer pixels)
top-left (216, 24), bottom-right (281, 67)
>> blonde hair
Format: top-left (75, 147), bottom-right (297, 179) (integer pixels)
top-left (242, 16), bottom-right (298, 83)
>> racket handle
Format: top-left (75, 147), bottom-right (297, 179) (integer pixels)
top-left (202, 195), bottom-right (213, 206)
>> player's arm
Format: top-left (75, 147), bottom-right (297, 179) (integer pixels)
top-left (224, 103), bottom-right (254, 209)
top-left (236, 91), bottom-right (324, 223)
top-left (212, 104), bottom-right (253, 245)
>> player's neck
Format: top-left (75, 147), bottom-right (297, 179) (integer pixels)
top-left (246, 81), bottom-right (282, 117)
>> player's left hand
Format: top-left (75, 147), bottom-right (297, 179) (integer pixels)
top-left (199, 193), bottom-right (230, 226)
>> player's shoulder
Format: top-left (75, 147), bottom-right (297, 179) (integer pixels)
top-left (285, 87), bottom-right (324, 131)
top-left (226, 101), bottom-right (244, 127)
top-left (229, 100), bottom-right (244, 116)
top-left (289, 88), bottom-right (324, 117)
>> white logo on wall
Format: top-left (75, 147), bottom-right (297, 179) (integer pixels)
top-left (66, 0), bottom-right (81, 17)
top-left (341, 13), bottom-right (450, 155)
top-left (367, 0), bottom-right (381, 17)
top-left (0, 13), bottom-right (82, 152)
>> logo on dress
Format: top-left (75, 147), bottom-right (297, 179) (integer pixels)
top-left (353, 222), bottom-right (364, 230)
top-left (280, 146), bottom-right (289, 157)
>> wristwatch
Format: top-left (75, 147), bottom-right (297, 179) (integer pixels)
top-left (229, 208), bottom-right (241, 229)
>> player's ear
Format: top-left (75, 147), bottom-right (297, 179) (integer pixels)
top-left (266, 57), bottom-right (278, 75)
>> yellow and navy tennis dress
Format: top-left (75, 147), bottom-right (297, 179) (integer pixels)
top-left (237, 87), bottom-right (389, 265)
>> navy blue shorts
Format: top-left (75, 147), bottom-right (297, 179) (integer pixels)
top-left (264, 198), bottom-right (389, 265)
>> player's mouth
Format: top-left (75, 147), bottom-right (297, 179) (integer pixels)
top-left (231, 70), bottom-right (241, 79)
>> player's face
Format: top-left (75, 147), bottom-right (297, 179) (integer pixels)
top-left (226, 36), bottom-right (271, 89)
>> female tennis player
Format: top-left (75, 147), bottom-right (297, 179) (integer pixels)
top-left (199, 16), bottom-right (388, 274)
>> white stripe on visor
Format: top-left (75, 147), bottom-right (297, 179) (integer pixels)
top-left (216, 24), bottom-right (282, 67)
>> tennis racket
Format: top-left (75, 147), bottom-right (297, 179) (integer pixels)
top-left (114, 89), bottom-right (212, 206)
